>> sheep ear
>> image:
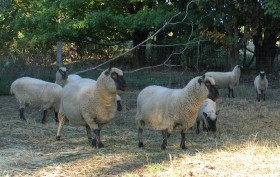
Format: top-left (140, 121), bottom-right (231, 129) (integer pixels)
top-left (105, 67), bottom-right (112, 76)
top-left (203, 112), bottom-right (208, 118)
top-left (216, 110), bottom-right (220, 115)
top-left (198, 75), bottom-right (205, 85)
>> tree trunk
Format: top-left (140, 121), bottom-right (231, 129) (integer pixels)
top-left (253, 17), bottom-right (277, 73)
top-left (132, 30), bottom-right (149, 66)
top-left (228, 45), bottom-right (239, 69)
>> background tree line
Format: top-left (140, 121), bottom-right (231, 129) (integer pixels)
top-left (0, 0), bottom-right (280, 73)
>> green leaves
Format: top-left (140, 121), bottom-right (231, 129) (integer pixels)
top-left (264, 0), bottom-right (280, 18)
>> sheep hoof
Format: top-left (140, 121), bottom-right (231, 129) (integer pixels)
top-left (97, 142), bottom-right (104, 148)
top-left (161, 144), bottom-right (167, 150)
top-left (180, 145), bottom-right (187, 150)
top-left (20, 117), bottom-right (26, 121)
top-left (91, 139), bottom-right (97, 147)
top-left (56, 136), bottom-right (61, 141)
top-left (138, 142), bottom-right (144, 148)
top-left (196, 129), bottom-right (200, 134)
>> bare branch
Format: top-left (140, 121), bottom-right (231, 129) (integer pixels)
top-left (75, 1), bottom-right (197, 75)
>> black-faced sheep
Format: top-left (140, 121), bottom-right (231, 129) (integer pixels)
top-left (10, 77), bottom-right (62, 123)
top-left (55, 66), bottom-right (122, 111)
top-left (196, 98), bottom-right (219, 134)
top-left (55, 66), bottom-right (68, 87)
top-left (135, 75), bottom-right (219, 150)
top-left (254, 71), bottom-right (268, 102)
top-left (56, 67), bottom-right (127, 148)
top-left (205, 65), bottom-right (244, 98)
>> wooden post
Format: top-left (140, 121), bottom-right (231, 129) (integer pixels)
top-left (56, 41), bottom-right (63, 67)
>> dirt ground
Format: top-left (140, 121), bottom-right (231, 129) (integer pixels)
top-left (1, 77), bottom-right (280, 176)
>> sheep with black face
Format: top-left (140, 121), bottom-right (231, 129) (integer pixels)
top-left (55, 66), bottom-right (122, 111)
top-left (205, 65), bottom-right (244, 98)
top-left (56, 67), bottom-right (127, 148)
top-left (196, 98), bottom-right (219, 134)
top-left (254, 71), bottom-right (268, 102)
top-left (135, 75), bottom-right (219, 150)
top-left (10, 77), bottom-right (62, 123)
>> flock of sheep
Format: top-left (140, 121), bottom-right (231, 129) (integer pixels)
top-left (9, 65), bottom-right (269, 150)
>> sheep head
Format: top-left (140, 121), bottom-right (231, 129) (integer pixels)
top-left (202, 112), bottom-right (217, 132)
top-left (57, 66), bottom-right (68, 79)
top-left (199, 75), bottom-right (219, 101)
top-left (260, 71), bottom-right (266, 79)
top-left (100, 67), bottom-right (127, 92)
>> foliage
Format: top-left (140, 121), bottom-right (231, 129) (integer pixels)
top-left (264, 0), bottom-right (280, 18)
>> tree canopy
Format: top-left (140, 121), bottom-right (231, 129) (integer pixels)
top-left (0, 0), bottom-right (279, 72)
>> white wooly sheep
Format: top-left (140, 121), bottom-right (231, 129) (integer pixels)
top-left (56, 67), bottom-right (127, 148)
top-left (196, 98), bottom-right (219, 134)
top-left (67, 74), bottom-right (82, 82)
top-left (205, 65), bottom-right (244, 98)
top-left (55, 66), bottom-right (122, 111)
top-left (135, 75), bottom-right (219, 150)
top-left (254, 71), bottom-right (268, 102)
top-left (10, 77), bottom-right (63, 123)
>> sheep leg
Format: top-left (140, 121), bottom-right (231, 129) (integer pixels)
top-left (138, 128), bottom-right (144, 148)
top-left (261, 91), bottom-right (265, 101)
top-left (228, 88), bottom-right (234, 98)
top-left (202, 122), bottom-right (207, 131)
top-left (93, 129), bottom-right (104, 148)
top-left (228, 88), bottom-right (231, 98)
top-left (19, 108), bottom-right (26, 121)
top-left (196, 120), bottom-right (200, 134)
top-left (161, 130), bottom-right (169, 150)
top-left (117, 100), bottom-right (122, 111)
top-left (257, 94), bottom-right (260, 102)
top-left (56, 112), bottom-right (65, 141)
top-left (85, 125), bottom-right (95, 145)
top-left (54, 111), bottom-right (59, 123)
top-left (180, 130), bottom-right (187, 149)
top-left (41, 110), bottom-right (47, 124)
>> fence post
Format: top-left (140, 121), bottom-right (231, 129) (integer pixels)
top-left (56, 41), bottom-right (63, 67)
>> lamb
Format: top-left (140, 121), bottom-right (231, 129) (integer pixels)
top-left (254, 71), bottom-right (268, 102)
top-left (205, 65), bottom-right (244, 98)
top-left (55, 66), bottom-right (122, 111)
top-left (10, 77), bottom-right (63, 123)
top-left (56, 67), bottom-right (127, 148)
top-left (135, 75), bottom-right (219, 150)
top-left (196, 98), bottom-right (219, 134)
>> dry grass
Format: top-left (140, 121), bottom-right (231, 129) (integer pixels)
top-left (1, 77), bottom-right (280, 177)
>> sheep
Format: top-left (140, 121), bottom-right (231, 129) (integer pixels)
top-left (56, 67), bottom-right (127, 148)
top-left (55, 66), bottom-right (82, 86)
top-left (135, 75), bottom-right (219, 150)
top-left (55, 66), bottom-right (68, 87)
top-left (68, 74), bottom-right (82, 82)
top-left (205, 65), bottom-right (244, 98)
top-left (254, 71), bottom-right (268, 102)
top-left (196, 98), bottom-right (219, 134)
top-left (10, 77), bottom-right (63, 123)
top-left (55, 66), bottom-right (122, 111)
